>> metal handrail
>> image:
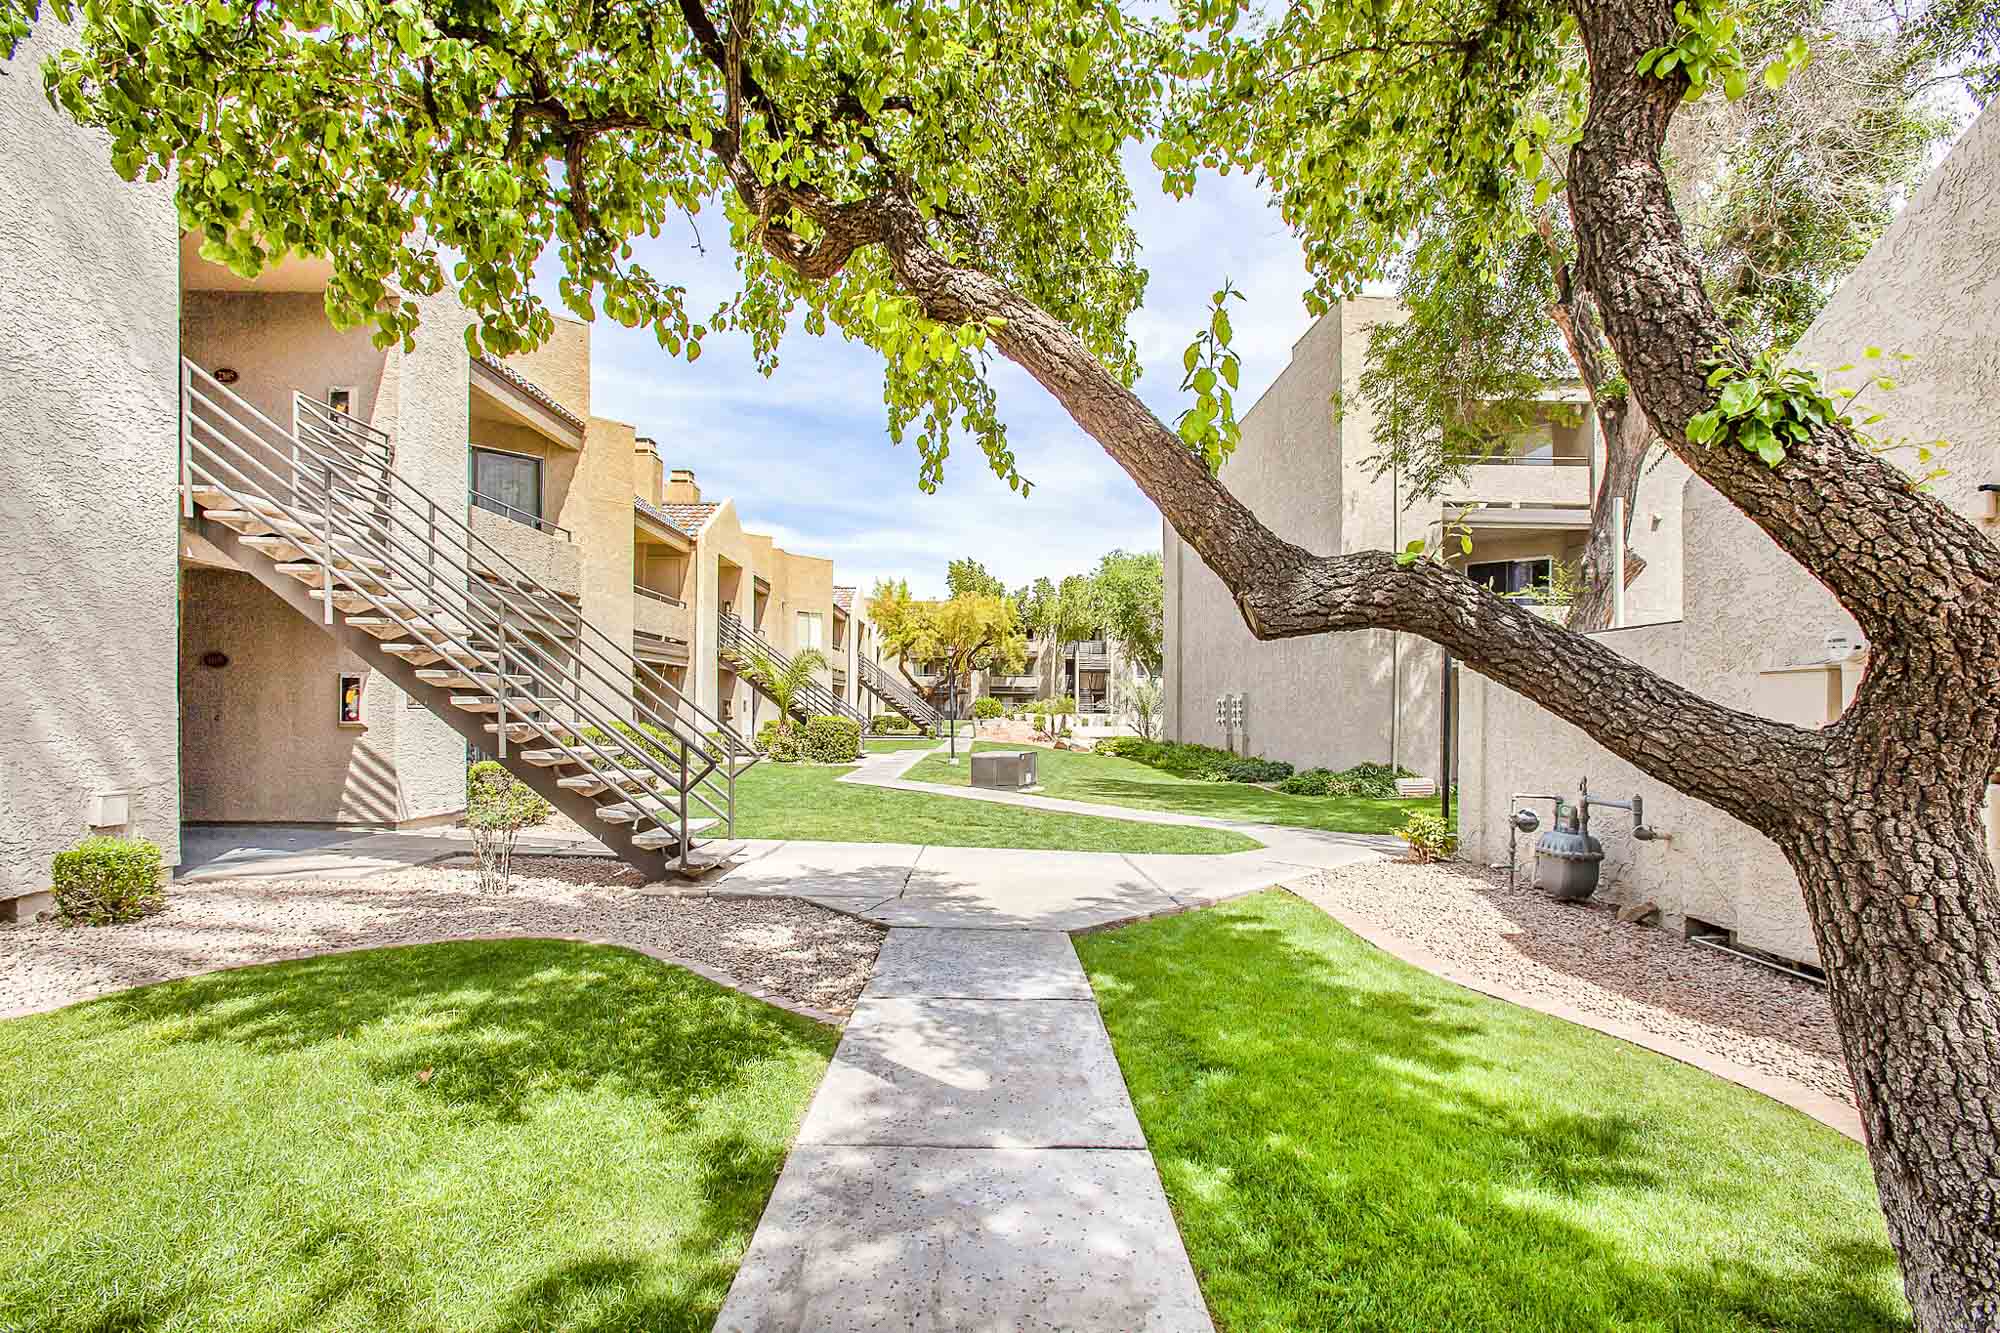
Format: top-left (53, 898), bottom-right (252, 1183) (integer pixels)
top-left (857, 655), bottom-right (943, 728)
top-left (182, 362), bottom-right (745, 851)
top-left (633, 583), bottom-right (688, 608)
top-left (470, 488), bottom-right (573, 539)
top-left (719, 611), bottom-right (868, 726)
top-left (292, 393), bottom-right (746, 767)
top-left (188, 388), bottom-right (719, 836)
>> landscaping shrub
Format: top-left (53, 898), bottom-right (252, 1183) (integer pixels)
top-left (1397, 810), bottom-right (1459, 863)
top-left (1279, 767), bottom-right (1336, 796)
top-left (1275, 761), bottom-right (1420, 799)
top-left (1221, 757), bottom-right (1294, 784)
top-left (871, 712), bottom-right (916, 735)
top-left (50, 836), bottom-right (164, 925)
top-left (1028, 695), bottom-right (1076, 741)
top-left (973, 696), bottom-right (1005, 720)
top-left (801, 715), bottom-right (862, 763)
top-left (756, 718), bottom-right (801, 762)
top-left (465, 762), bottom-right (551, 892)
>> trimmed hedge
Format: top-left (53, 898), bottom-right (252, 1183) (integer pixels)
top-left (871, 713), bottom-right (917, 735)
top-left (802, 715), bottom-right (862, 763)
top-left (1277, 762), bottom-right (1420, 798)
top-left (50, 836), bottom-right (165, 925)
top-left (1222, 757), bottom-right (1294, 784)
top-left (972, 697), bottom-right (1005, 720)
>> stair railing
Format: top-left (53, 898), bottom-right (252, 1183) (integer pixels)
top-left (181, 361), bottom-right (738, 853)
top-left (858, 655), bottom-right (943, 728)
top-left (719, 611), bottom-right (868, 727)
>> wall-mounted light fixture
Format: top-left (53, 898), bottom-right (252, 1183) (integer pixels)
top-left (1980, 482), bottom-right (1998, 523)
top-left (200, 651), bottom-right (230, 669)
top-left (214, 367), bottom-right (240, 385)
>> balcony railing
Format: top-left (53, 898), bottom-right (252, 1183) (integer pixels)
top-left (1442, 452), bottom-right (1589, 468)
top-left (470, 488), bottom-right (571, 538)
top-left (633, 583), bottom-right (687, 608)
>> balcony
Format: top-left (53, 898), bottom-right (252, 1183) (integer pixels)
top-left (634, 583), bottom-right (692, 648)
top-left (1067, 640), bottom-right (1112, 671)
top-left (469, 501), bottom-right (580, 598)
top-left (986, 674), bottom-right (1041, 694)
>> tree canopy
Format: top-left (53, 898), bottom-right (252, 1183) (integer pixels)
top-left (864, 577), bottom-right (1025, 693)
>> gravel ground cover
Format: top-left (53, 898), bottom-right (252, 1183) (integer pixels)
top-left (1, 856), bottom-right (882, 1021)
top-left (1292, 859), bottom-right (1853, 1106)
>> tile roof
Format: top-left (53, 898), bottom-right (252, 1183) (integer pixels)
top-left (659, 501), bottom-right (721, 533)
top-left (475, 353), bottom-right (587, 433)
top-left (832, 586), bottom-right (855, 614)
top-left (634, 495), bottom-right (695, 540)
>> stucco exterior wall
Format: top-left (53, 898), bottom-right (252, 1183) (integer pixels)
top-left (469, 506), bottom-right (582, 595)
top-left (180, 568), bottom-right (411, 822)
top-left (573, 416), bottom-right (638, 718)
top-left (1164, 299), bottom-right (1444, 776)
top-left (502, 317), bottom-right (590, 421)
top-left (1458, 102), bottom-right (2000, 965)
top-left (180, 291), bottom-right (394, 435)
top-left (0, 19), bottom-right (182, 905)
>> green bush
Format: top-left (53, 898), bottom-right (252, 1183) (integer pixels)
top-left (871, 712), bottom-right (916, 735)
top-left (50, 836), bottom-right (165, 925)
top-left (1397, 810), bottom-right (1459, 863)
top-left (466, 761), bottom-right (552, 826)
top-left (1222, 757), bottom-right (1293, 784)
top-left (801, 715), bottom-right (863, 763)
top-left (1275, 762), bottom-right (1420, 798)
top-left (756, 718), bottom-right (801, 762)
top-left (972, 696), bottom-right (1005, 720)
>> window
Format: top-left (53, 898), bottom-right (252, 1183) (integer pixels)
top-left (797, 611), bottom-right (825, 651)
top-left (328, 386), bottom-right (355, 415)
top-left (471, 447), bottom-right (542, 527)
top-left (1467, 558), bottom-right (1555, 602)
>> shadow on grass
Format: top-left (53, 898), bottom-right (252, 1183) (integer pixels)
top-left (1079, 898), bottom-right (1908, 1332)
top-left (88, 938), bottom-right (834, 1125)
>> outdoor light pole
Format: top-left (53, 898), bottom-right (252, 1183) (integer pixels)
top-left (946, 678), bottom-right (961, 765)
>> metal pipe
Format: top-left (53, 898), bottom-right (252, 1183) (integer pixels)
top-left (1506, 792), bottom-right (1563, 889)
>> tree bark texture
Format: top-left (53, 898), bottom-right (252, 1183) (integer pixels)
top-left (1567, 402), bottom-right (1652, 632)
top-left (712, 12), bottom-right (2000, 1325)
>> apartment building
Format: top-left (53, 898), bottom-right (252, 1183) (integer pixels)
top-left (0, 19), bottom-right (886, 913)
top-left (1163, 296), bottom-right (1685, 777)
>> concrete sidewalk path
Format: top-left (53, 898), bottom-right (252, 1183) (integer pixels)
top-left (715, 928), bottom-right (1214, 1332)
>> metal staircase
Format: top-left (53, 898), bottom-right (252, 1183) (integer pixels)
top-left (718, 611), bottom-right (876, 730)
top-left (179, 359), bottom-right (757, 879)
top-left (856, 656), bottom-right (943, 732)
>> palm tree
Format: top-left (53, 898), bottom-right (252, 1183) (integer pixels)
top-left (740, 645), bottom-right (831, 729)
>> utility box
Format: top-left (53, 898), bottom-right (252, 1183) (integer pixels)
top-left (971, 750), bottom-right (1038, 792)
top-left (86, 790), bottom-right (130, 828)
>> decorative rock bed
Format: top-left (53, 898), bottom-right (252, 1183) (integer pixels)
top-left (1292, 859), bottom-right (1853, 1108)
top-left (0, 856), bottom-right (883, 1023)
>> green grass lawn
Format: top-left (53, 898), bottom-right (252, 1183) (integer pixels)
top-left (0, 940), bottom-right (836, 1332)
top-left (905, 742), bottom-right (1439, 834)
top-left (729, 756), bottom-right (1259, 853)
top-left (860, 736), bottom-right (942, 753)
top-left (1076, 892), bottom-right (1907, 1332)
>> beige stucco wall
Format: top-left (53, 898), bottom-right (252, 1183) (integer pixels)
top-left (502, 317), bottom-right (590, 421)
top-left (573, 416), bottom-right (638, 717)
top-left (470, 505), bottom-right (582, 595)
top-left (181, 290), bottom-right (395, 435)
top-left (1164, 298), bottom-right (1445, 775)
top-left (1460, 102), bottom-right (2000, 964)
top-left (0, 18), bottom-right (182, 903)
top-left (180, 567), bottom-right (412, 822)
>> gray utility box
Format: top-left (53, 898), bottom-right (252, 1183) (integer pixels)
top-left (970, 749), bottom-right (1039, 791)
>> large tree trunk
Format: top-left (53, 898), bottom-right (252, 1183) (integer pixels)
top-left (1563, 3), bottom-right (2000, 1325)
top-left (1567, 400), bottom-right (1651, 632)
top-left (1787, 787), bottom-right (2000, 1328)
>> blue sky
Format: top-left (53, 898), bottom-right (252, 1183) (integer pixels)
top-left (543, 148), bottom-right (1333, 600)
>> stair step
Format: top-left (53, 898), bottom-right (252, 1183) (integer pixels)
top-left (517, 747), bottom-right (581, 767)
top-left (669, 837), bottom-right (745, 873)
top-left (415, 667), bottom-right (534, 690)
top-left (484, 719), bottom-right (577, 745)
top-left (632, 822), bottom-right (720, 853)
top-left (347, 615), bottom-right (466, 641)
top-left (273, 562), bottom-right (418, 593)
top-left (240, 535), bottom-right (394, 576)
top-left (309, 586), bottom-right (431, 616)
top-left (594, 796), bottom-right (685, 825)
top-left (449, 694), bottom-right (544, 716)
top-left (201, 508), bottom-right (290, 537)
top-left (557, 769), bottom-right (660, 797)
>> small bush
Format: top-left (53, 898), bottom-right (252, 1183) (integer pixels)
top-left (465, 762), bottom-right (551, 892)
top-left (1279, 767), bottom-right (1335, 796)
top-left (1397, 810), bottom-right (1459, 863)
top-left (1222, 757), bottom-right (1294, 784)
top-left (756, 718), bottom-right (801, 762)
top-left (801, 715), bottom-right (862, 763)
top-left (972, 697), bottom-right (1005, 720)
top-left (871, 713), bottom-right (916, 735)
top-left (50, 836), bottom-right (164, 925)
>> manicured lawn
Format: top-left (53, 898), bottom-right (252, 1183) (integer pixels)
top-left (1076, 892), bottom-right (1907, 1332)
top-left (906, 742), bottom-right (1439, 834)
top-left (730, 757), bottom-right (1259, 853)
top-left (861, 736), bottom-right (942, 753)
top-left (0, 940), bottom-right (836, 1332)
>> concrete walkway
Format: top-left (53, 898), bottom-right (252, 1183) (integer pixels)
top-left (715, 926), bottom-right (1215, 1331)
